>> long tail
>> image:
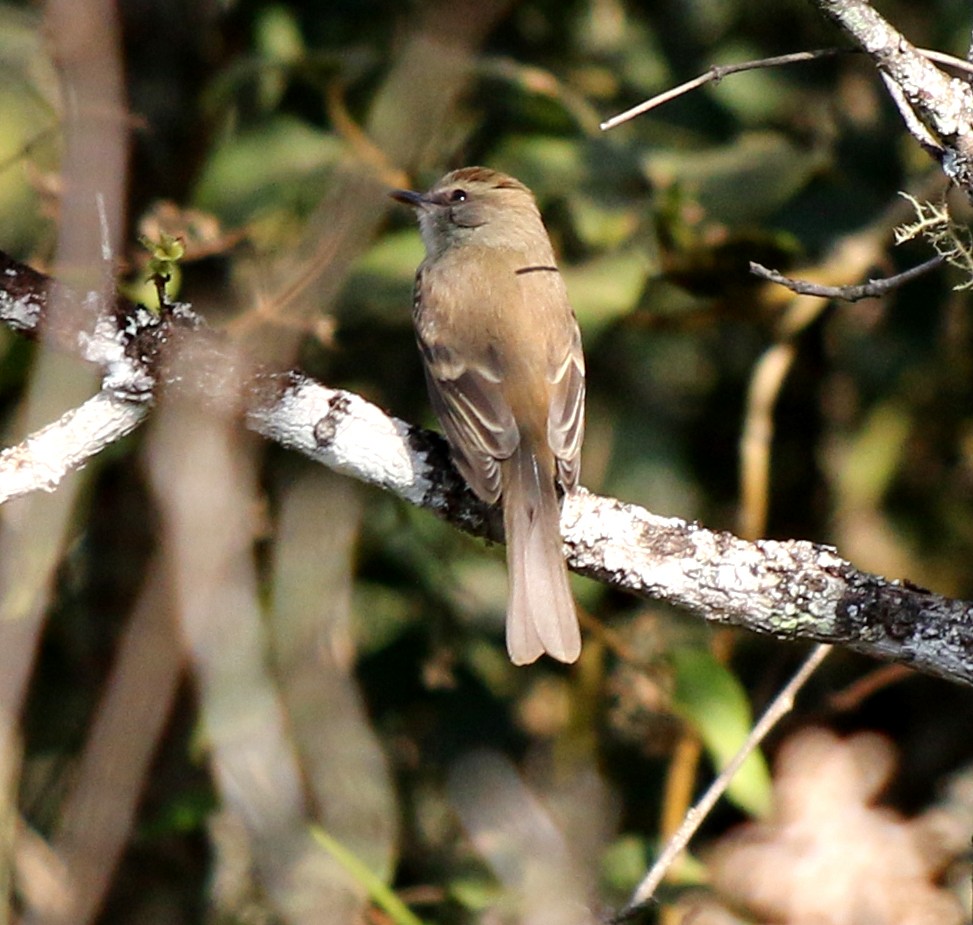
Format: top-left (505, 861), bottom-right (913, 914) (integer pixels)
top-left (502, 445), bottom-right (581, 665)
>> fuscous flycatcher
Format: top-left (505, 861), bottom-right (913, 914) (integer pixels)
top-left (392, 167), bottom-right (586, 665)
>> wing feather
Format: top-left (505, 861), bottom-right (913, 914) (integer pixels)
top-left (413, 252), bottom-right (585, 501)
top-left (547, 323), bottom-right (585, 490)
top-left (414, 266), bottom-right (518, 503)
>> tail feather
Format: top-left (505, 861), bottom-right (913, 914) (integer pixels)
top-left (502, 447), bottom-right (580, 665)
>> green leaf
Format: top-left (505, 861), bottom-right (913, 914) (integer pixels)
top-left (836, 401), bottom-right (911, 509)
top-left (562, 250), bottom-right (649, 333)
top-left (0, 8), bottom-right (60, 255)
top-left (568, 193), bottom-right (639, 250)
top-left (642, 131), bottom-right (828, 224)
top-left (139, 788), bottom-right (217, 839)
top-left (256, 5), bottom-right (305, 65)
top-left (601, 834), bottom-right (708, 898)
top-left (356, 230), bottom-right (425, 284)
top-left (670, 646), bottom-right (772, 818)
top-left (601, 834), bottom-right (649, 894)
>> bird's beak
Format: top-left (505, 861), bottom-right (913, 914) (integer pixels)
top-left (390, 188), bottom-right (427, 208)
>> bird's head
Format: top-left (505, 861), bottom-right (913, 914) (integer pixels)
top-left (391, 167), bottom-right (547, 257)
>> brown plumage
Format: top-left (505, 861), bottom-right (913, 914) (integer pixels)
top-left (391, 167), bottom-right (586, 664)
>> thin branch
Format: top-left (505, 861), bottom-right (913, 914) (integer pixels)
top-left (880, 72), bottom-right (943, 158)
top-left (738, 340), bottom-right (801, 539)
top-left (827, 662), bottom-right (913, 711)
top-left (600, 12), bottom-right (973, 198)
top-left (749, 255), bottom-right (944, 301)
top-left (920, 47), bottom-right (973, 79)
top-left (601, 41), bottom-right (973, 132)
top-left (599, 44), bottom-right (973, 132)
top-left (600, 48), bottom-right (850, 131)
top-left (615, 644), bottom-right (833, 921)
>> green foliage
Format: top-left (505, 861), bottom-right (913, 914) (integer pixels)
top-left (0, 6), bottom-right (60, 258)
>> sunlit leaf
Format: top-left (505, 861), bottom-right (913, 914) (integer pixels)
top-left (670, 646), bottom-right (772, 818)
top-left (568, 193), bottom-right (640, 249)
top-left (835, 401), bottom-right (911, 509)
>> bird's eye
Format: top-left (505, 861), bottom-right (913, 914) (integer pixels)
top-left (449, 189), bottom-right (467, 203)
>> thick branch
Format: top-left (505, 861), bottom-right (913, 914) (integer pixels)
top-left (0, 392), bottom-right (146, 502)
top-left (249, 354), bottom-right (973, 689)
top-left (1, 249), bottom-right (971, 685)
top-left (561, 493), bottom-right (973, 685)
top-left (0, 251), bottom-right (188, 501)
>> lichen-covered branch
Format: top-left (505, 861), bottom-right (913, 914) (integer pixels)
top-left (253, 374), bottom-right (973, 683)
top-left (1, 248), bottom-right (971, 686)
top-left (561, 492), bottom-right (973, 685)
top-left (0, 392), bottom-right (147, 503)
top-left (0, 250), bottom-right (187, 502)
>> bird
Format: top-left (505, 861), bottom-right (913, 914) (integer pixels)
top-left (391, 167), bottom-right (586, 664)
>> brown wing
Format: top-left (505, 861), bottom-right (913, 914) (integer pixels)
top-left (512, 266), bottom-right (585, 492)
top-left (413, 265), bottom-right (518, 503)
top-left (414, 250), bottom-right (585, 500)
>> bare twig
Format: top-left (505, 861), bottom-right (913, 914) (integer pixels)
top-left (738, 342), bottom-right (800, 541)
top-left (749, 255), bottom-right (944, 301)
top-left (600, 48), bottom-right (850, 131)
top-left (615, 644), bottom-right (833, 921)
top-left (827, 663), bottom-right (912, 711)
top-left (601, 42), bottom-right (973, 132)
top-left (921, 48), bottom-right (973, 79)
top-left (601, 11), bottom-right (973, 198)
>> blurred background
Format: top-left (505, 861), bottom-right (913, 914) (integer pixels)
top-left (0, 0), bottom-right (972, 922)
